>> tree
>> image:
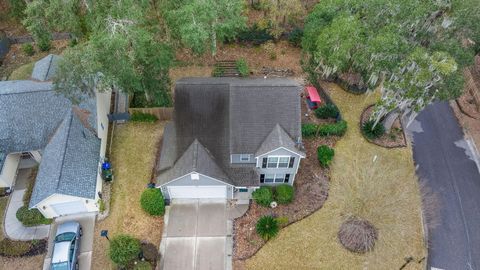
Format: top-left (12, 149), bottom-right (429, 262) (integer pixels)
top-left (303, 0), bottom-right (479, 128)
top-left (259, 0), bottom-right (304, 39)
top-left (53, 0), bottom-right (174, 106)
top-left (162, 0), bottom-right (246, 55)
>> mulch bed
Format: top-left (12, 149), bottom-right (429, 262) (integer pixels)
top-left (360, 105), bottom-right (407, 148)
top-left (233, 136), bottom-right (336, 261)
top-left (0, 239), bottom-right (47, 258)
top-left (301, 96), bottom-right (337, 125)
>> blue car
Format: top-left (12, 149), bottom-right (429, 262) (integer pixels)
top-left (50, 221), bottom-right (82, 270)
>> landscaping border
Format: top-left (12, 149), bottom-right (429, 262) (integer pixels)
top-left (360, 105), bottom-right (407, 149)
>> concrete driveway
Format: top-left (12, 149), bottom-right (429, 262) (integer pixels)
top-left (43, 213), bottom-right (96, 270)
top-left (159, 199), bottom-right (232, 270)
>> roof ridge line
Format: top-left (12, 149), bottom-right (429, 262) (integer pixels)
top-left (193, 139), bottom-right (198, 171)
top-left (54, 112), bottom-right (74, 192)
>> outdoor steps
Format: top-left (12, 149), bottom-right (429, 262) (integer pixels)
top-left (215, 60), bottom-right (240, 77)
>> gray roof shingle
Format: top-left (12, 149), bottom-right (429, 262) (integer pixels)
top-left (157, 77), bottom-right (302, 187)
top-left (29, 106), bottom-right (101, 207)
top-left (255, 124), bottom-right (305, 157)
top-left (157, 139), bottom-right (230, 186)
top-left (31, 54), bottom-right (61, 81)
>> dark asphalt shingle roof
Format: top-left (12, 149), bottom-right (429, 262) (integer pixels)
top-left (256, 124), bottom-right (305, 157)
top-left (157, 77), bottom-right (302, 187)
top-left (157, 122), bottom-right (177, 172)
top-left (157, 139), bottom-right (230, 186)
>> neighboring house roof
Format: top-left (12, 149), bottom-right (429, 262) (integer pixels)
top-left (29, 109), bottom-right (101, 207)
top-left (157, 139), bottom-right (230, 186)
top-left (0, 54), bottom-right (101, 207)
top-left (0, 80), bottom-right (71, 170)
top-left (256, 124), bottom-right (305, 157)
top-left (157, 77), bottom-right (302, 187)
top-left (31, 54), bottom-right (61, 81)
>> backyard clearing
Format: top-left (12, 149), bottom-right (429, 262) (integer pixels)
top-left (91, 122), bottom-right (165, 270)
top-left (244, 83), bottom-right (426, 270)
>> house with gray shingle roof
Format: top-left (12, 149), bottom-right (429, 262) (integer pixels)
top-left (0, 55), bottom-right (111, 218)
top-left (156, 77), bottom-right (305, 200)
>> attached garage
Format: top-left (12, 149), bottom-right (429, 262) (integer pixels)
top-left (167, 186), bottom-right (227, 199)
top-left (50, 200), bottom-right (88, 216)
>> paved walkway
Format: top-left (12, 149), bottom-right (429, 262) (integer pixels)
top-left (4, 169), bottom-right (50, 240)
top-left (159, 199), bottom-right (233, 270)
top-left (408, 102), bottom-right (480, 270)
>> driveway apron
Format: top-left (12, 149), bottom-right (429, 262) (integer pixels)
top-left (160, 199), bottom-right (230, 270)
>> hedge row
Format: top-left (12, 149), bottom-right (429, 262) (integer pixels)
top-left (302, 120), bottom-right (348, 137)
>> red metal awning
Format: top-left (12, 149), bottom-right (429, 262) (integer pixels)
top-left (306, 86), bottom-right (321, 103)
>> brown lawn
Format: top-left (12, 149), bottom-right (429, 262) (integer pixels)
top-left (91, 122), bottom-right (165, 270)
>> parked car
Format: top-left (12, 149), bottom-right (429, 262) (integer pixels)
top-left (304, 86), bottom-right (322, 110)
top-left (50, 221), bottom-right (82, 270)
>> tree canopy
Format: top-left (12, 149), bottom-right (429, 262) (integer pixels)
top-left (161, 0), bottom-right (247, 55)
top-left (303, 0), bottom-right (480, 122)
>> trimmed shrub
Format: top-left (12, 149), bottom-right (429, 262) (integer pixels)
top-left (130, 112), bottom-right (158, 123)
top-left (16, 206), bottom-right (52, 227)
top-left (274, 184), bottom-right (294, 204)
top-left (140, 188), bottom-right (165, 216)
top-left (22, 43), bottom-right (35, 56)
top-left (315, 104), bottom-right (339, 119)
top-left (252, 186), bottom-right (273, 207)
top-left (362, 120), bottom-right (385, 140)
top-left (134, 261), bottom-right (152, 270)
top-left (236, 58), bottom-right (249, 77)
top-left (256, 216), bottom-right (279, 240)
top-left (318, 120), bottom-right (348, 137)
top-left (301, 123), bottom-right (317, 137)
top-left (109, 234), bottom-right (141, 267)
top-left (288, 28), bottom-right (303, 47)
top-left (317, 145), bottom-right (335, 167)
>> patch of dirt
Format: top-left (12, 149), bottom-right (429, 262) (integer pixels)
top-left (174, 40), bottom-right (302, 77)
top-left (0, 40), bottom-right (69, 80)
top-left (233, 136), bottom-right (335, 262)
top-left (451, 101), bottom-right (480, 154)
top-left (0, 254), bottom-right (45, 270)
top-left (301, 95), bottom-right (337, 125)
top-left (456, 87), bottom-right (480, 119)
top-left (360, 105), bottom-right (407, 148)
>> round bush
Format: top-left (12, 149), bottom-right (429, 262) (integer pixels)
top-left (256, 216), bottom-right (279, 240)
top-left (252, 187), bottom-right (273, 207)
top-left (16, 206), bottom-right (52, 227)
top-left (315, 103), bottom-right (339, 119)
top-left (338, 217), bottom-right (378, 253)
top-left (317, 145), bottom-right (335, 167)
top-left (22, 43), bottom-right (35, 56)
top-left (274, 185), bottom-right (294, 204)
top-left (109, 234), bottom-right (141, 267)
top-left (140, 188), bottom-right (165, 216)
top-left (362, 120), bottom-right (385, 140)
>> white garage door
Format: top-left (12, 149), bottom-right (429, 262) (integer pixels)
top-left (51, 200), bottom-right (88, 216)
top-left (168, 186), bottom-right (227, 199)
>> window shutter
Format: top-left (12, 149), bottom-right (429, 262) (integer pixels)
top-left (260, 174), bottom-right (265, 183)
top-left (288, 157), bottom-right (295, 168)
top-left (262, 158), bottom-right (267, 168)
top-left (284, 174), bottom-right (290, 183)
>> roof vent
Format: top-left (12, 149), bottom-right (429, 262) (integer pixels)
top-left (191, 173), bottom-right (199, 180)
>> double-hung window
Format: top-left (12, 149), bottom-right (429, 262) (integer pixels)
top-left (265, 174), bottom-right (275, 183)
top-left (266, 156), bottom-right (290, 168)
top-left (274, 174), bottom-right (285, 183)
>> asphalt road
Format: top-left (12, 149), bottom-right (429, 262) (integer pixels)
top-left (409, 102), bottom-right (480, 270)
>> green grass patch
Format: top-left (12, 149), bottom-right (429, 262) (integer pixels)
top-left (8, 62), bottom-right (34, 80)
